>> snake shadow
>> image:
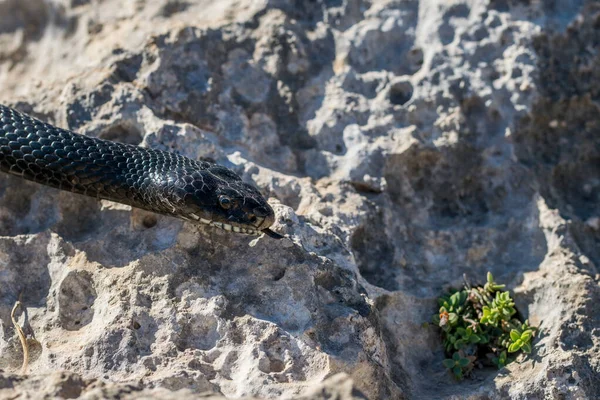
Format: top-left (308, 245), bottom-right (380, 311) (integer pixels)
top-left (0, 173), bottom-right (183, 268)
top-left (55, 199), bottom-right (185, 268)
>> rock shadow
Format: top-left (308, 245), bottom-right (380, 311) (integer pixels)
top-left (353, 143), bottom-right (547, 296)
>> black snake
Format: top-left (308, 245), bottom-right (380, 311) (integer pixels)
top-left (0, 104), bottom-right (282, 238)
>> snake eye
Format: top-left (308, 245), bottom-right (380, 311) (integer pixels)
top-left (248, 214), bottom-right (257, 223)
top-left (219, 195), bottom-right (232, 209)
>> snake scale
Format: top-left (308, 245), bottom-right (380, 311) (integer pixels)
top-left (0, 104), bottom-right (282, 238)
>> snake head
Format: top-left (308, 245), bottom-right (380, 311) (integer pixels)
top-left (170, 164), bottom-right (275, 235)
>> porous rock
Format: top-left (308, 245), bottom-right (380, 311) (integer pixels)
top-left (0, 0), bottom-right (598, 399)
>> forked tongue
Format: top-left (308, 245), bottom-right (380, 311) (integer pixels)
top-left (249, 228), bottom-right (284, 247)
top-left (262, 228), bottom-right (284, 239)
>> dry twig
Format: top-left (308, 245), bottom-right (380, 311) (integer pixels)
top-left (10, 300), bottom-right (29, 374)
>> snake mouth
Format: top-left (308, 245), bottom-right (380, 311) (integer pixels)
top-left (210, 221), bottom-right (260, 235)
top-left (188, 213), bottom-right (261, 235)
top-left (185, 204), bottom-right (275, 236)
top-left (186, 213), bottom-right (283, 238)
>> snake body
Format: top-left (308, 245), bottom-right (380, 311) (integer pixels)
top-left (0, 104), bottom-right (278, 236)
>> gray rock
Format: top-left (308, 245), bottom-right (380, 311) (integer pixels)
top-left (0, 370), bottom-right (365, 399)
top-left (0, 0), bottom-right (598, 399)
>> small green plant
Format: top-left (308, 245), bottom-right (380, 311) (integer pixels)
top-left (432, 272), bottom-right (537, 380)
top-left (507, 320), bottom-right (535, 354)
top-left (491, 350), bottom-right (509, 369)
top-left (442, 351), bottom-right (473, 380)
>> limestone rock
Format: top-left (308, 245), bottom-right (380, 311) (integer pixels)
top-left (0, 0), bottom-right (598, 399)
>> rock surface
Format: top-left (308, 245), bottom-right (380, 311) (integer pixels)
top-left (0, 0), bottom-right (599, 399)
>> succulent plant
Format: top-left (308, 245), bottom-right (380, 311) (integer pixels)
top-left (433, 272), bottom-right (537, 380)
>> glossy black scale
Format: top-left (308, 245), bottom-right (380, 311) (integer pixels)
top-left (0, 104), bottom-right (277, 234)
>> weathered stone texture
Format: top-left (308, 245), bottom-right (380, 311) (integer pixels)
top-left (0, 0), bottom-right (598, 399)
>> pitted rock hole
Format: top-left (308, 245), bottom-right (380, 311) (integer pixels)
top-left (258, 337), bottom-right (291, 374)
top-left (439, 4), bottom-right (471, 45)
top-left (142, 215), bottom-right (158, 229)
top-left (389, 80), bottom-right (414, 106)
top-left (0, 233), bottom-right (52, 310)
top-left (351, 223), bottom-right (397, 291)
top-left (407, 47), bottom-right (424, 72)
top-left (0, 0), bottom-right (49, 38)
top-left (346, 2), bottom-right (419, 76)
top-left (158, 0), bottom-right (190, 18)
top-left (58, 270), bottom-right (97, 330)
top-left (0, 176), bottom-right (57, 236)
top-left (99, 123), bottom-right (143, 145)
top-left (54, 194), bottom-right (104, 242)
top-left (176, 314), bottom-right (219, 351)
top-left (342, 71), bottom-right (381, 99)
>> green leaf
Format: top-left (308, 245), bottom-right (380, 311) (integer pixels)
top-left (470, 334), bottom-right (481, 343)
top-left (510, 330), bottom-right (520, 342)
top-left (448, 313), bottom-right (459, 324)
top-left (450, 292), bottom-right (460, 306)
top-left (458, 358), bottom-right (470, 367)
top-left (487, 272), bottom-right (494, 283)
top-left (452, 352), bottom-right (461, 361)
top-left (452, 366), bottom-right (462, 377)
top-left (508, 342), bottom-right (519, 353)
top-left (456, 327), bottom-right (466, 336)
top-left (521, 343), bottom-right (532, 354)
top-left (493, 353), bottom-right (506, 368)
top-left (442, 359), bottom-right (455, 369)
top-left (522, 330), bottom-right (533, 341)
top-left (499, 351), bottom-right (507, 362)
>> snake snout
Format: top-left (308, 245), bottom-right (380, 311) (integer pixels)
top-left (253, 205), bottom-right (275, 230)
